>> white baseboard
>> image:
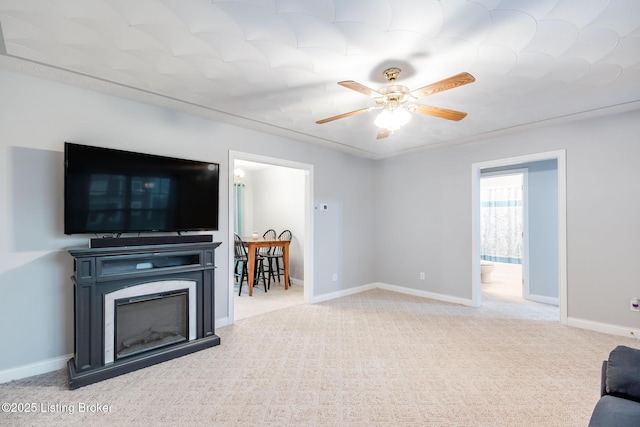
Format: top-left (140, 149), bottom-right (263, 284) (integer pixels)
top-left (313, 283), bottom-right (640, 341)
top-left (0, 354), bottom-right (71, 384)
top-left (310, 283), bottom-right (376, 304)
top-left (310, 282), bottom-right (474, 306)
top-left (5, 285), bottom-right (637, 384)
top-left (526, 293), bottom-right (559, 306)
top-left (216, 316), bottom-right (230, 328)
top-left (568, 317), bottom-right (640, 340)
top-left (376, 282), bottom-right (475, 306)
top-left (290, 278), bottom-right (303, 287)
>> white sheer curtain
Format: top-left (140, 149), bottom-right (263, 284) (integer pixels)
top-left (480, 185), bottom-right (523, 264)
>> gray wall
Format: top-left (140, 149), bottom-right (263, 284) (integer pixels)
top-left (374, 143), bottom-right (477, 296)
top-left (0, 70), bottom-right (377, 372)
top-left (375, 111), bottom-right (640, 330)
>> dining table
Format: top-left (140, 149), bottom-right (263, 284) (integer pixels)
top-left (243, 237), bottom-right (290, 296)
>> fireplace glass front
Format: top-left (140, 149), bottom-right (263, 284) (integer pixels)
top-left (115, 290), bottom-right (188, 360)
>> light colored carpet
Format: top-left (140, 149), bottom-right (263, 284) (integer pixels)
top-left (1, 288), bottom-right (636, 426)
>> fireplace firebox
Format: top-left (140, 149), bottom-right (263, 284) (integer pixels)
top-left (115, 290), bottom-right (188, 360)
top-left (67, 241), bottom-right (221, 389)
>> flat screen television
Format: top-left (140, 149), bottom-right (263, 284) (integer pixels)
top-left (64, 142), bottom-right (219, 235)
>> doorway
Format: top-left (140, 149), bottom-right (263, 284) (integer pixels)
top-left (471, 150), bottom-right (567, 324)
top-left (480, 170), bottom-right (526, 301)
top-left (228, 151), bottom-right (314, 324)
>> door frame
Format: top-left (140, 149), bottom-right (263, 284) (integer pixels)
top-left (228, 150), bottom-right (314, 325)
top-left (471, 150), bottom-right (567, 325)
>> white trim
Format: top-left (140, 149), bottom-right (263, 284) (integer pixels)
top-left (323, 287), bottom-right (635, 340)
top-left (521, 171), bottom-right (531, 301)
top-left (216, 317), bottom-right (230, 328)
top-left (568, 317), bottom-right (640, 340)
top-left (471, 150), bottom-right (568, 325)
top-left (104, 280), bottom-right (197, 364)
top-left (310, 282), bottom-right (474, 306)
top-left (310, 283), bottom-right (376, 304)
top-left (376, 283), bottom-right (474, 306)
top-left (557, 151), bottom-right (568, 323)
top-left (3, 281), bottom-right (636, 384)
top-left (312, 284), bottom-right (640, 342)
top-left (0, 353), bottom-right (72, 384)
top-left (527, 294), bottom-right (559, 306)
top-left (228, 150), bottom-right (314, 325)
top-left (290, 278), bottom-right (304, 287)
top-left (471, 168), bottom-right (481, 307)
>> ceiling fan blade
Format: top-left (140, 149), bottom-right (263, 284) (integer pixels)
top-left (338, 80), bottom-right (383, 97)
top-left (315, 107), bottom-right (371, 124)
top-left (376, 128), bottom-right (391, 139)
top-left (412, 105), bottom-right (468, 121)
top-left (410, 72), bottom-right (475, 99)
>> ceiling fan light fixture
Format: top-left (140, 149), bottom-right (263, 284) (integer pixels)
top-left (316, 69), bottom-right (474, 139)
top-left (374, 107), bottom-right (411, 131)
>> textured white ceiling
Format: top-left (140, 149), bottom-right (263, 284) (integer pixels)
top-left (1, 0), bottom-right (639, 158)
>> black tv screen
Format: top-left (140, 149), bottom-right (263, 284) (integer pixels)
top-left (64, 143), bottom-right (219, 235)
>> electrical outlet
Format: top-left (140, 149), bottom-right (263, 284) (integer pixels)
top-left (419, 272), bottom-right (425, 280)
top-left (631, 298), bottom-right (640, 312)
top-left (332, 273), bottom-right (338, 281)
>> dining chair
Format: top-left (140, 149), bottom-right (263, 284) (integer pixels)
top-left (259, 229), bottom-right (276, 257)
top-left (265, 229), bottom-right (292, 286)
top-left (234, 233), bottom-right (267, 295)
top-left (257, 229), bottom-right (276, 289)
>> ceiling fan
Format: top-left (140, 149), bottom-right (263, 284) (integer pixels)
top-left (316, 68), bottom-right (475, 139)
